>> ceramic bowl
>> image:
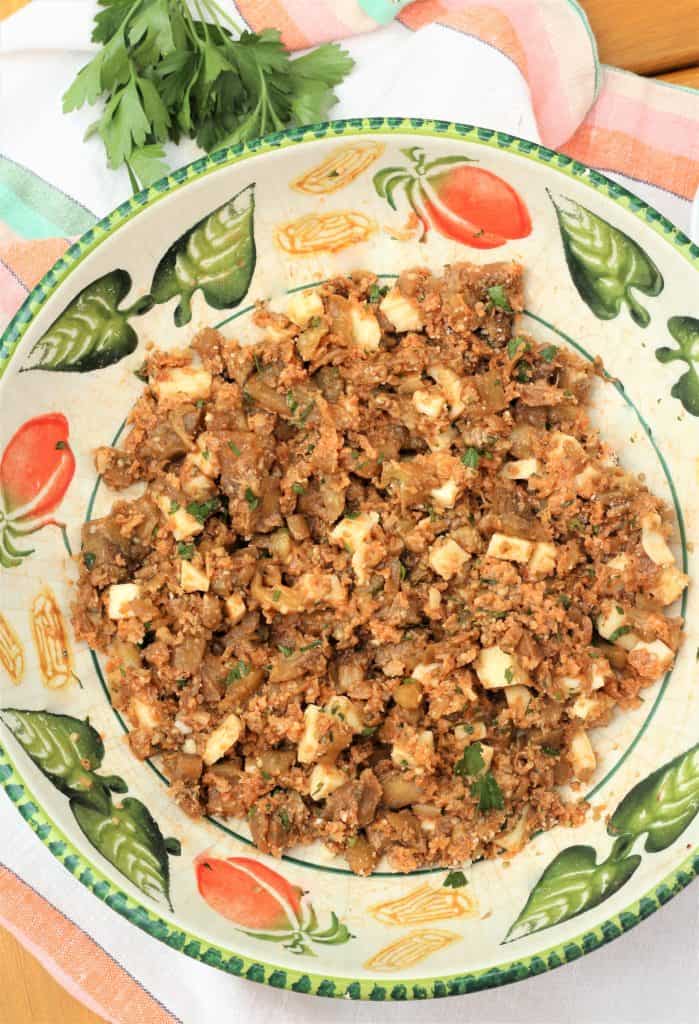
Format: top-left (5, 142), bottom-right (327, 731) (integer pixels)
top-left (1, 119), bottom-right (697, 1000)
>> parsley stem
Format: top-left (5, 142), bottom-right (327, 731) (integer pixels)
top-left (193, 0), bottom-right (211, 41)
top-left (124, 160), bottom-right (140, 196)
top-left (203, 0), bottom-right (243, 35)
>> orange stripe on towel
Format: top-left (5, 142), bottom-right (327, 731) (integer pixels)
top-left (561, 124), bottom-right (699, 202)
top-left (235, 0), bottom-right (310, 50)
top-left (0, 868), bottom-right (177, 1024)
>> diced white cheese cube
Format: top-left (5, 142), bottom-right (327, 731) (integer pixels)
top-left (428, 427), bottom-right (457, 452)
top-left (549, 432), bottom-right (586, 461)
top-left (497, 805), bottom-right (531, 853)
top-left (203, 712), bottom-right (242, 766)
top-left (502, 458), bottom-right (540, 481)
top-left (569, 728), bottom-right (596, 780)
top-left (454, 721), bottom-right (487, 745)
top-left (430, 478), bottom-right (459, 508)
top-left (428, 365), bottom-right (465, 418)
top-left (412, 389), bottom-right (446, 419)
top-left (350, 301), bottom-right (381, 352)
top-left (480, 743), bottom-right (494, 770)
top-left (131, 696), bottom-right (160, 730)
top-left (428, 537), bottom-right (468, 580)
top-left (558, 675), bottom-right (583, 695)
top-left (571, 694), bottom-right (599, 721)
top-left (411, 662), bottom-right (439, 684)
top-left (153, 366), bottom-right (212, 402)
top-left (192, 441), bottom-right (220, 479)
top-left (591, 661), bottom-right (611, 690)
top-left (596, 602), bottom-right (638, 649)
top-left (225, 594), bottom-right (246, 623)
top-left (391, 730), bottom-right (434, 771)
top-left (650, 565), bottom-right (689, 606)
top-left (528, 541), bottom-right (557, 577)
top-left (287, 288), bottom-right (324, 327)
top-left (607, 554), bottom-right (630, 575)
top-left (181, 455), bottom-right (217, 500)
top-left (180, 561), bottom-right (209, 592)
top-left (574, 464), bottom-right (601, 497)
top-left (505, 684), bottom-right (532, 716)
top-left (107, 583), bottom-right (141, 620)
top-left (156, 495), bottom-right (203, 541)
top-left (641, 512), bottom-right (675, 566)
top-left (309, 763), bottom-right (346, 801)
top-left (628, 639), bottom-right (674, 680)
top-left (487, 533), bottom-right (534, 563)
top-left (329, 511), bottom-right (379, 584)
top-left (298, 705), bottom-right (325, 764)
top-left (380, 288), bottom-right (424, 332)
top-left (325, 695), bottom-right (363, 733)
top-left (474, 646), bottom-right (526, 689)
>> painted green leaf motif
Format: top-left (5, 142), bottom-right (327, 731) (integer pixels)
top-left (504, 845), bottom-right (640, 943)
top-left (656, 316), bottom-right (699, 416)
top-left (71, 795), bottom-right (174, 908)
top-left (150, 183), bottom-right (256, 327)
top-left (549, 193), bottom-right (663, 328)
top-left (21, 270), bottom-right (153, 373)
top-left (1, 709), bottom-right (108, 808)
top-left (609, 742), bottom-right (699, 852)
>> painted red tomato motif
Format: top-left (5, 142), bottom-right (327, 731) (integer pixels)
top-left (0, 413), bottom-right (75, 568)
top-left (0, 413), bottom-right (75, 522)
top-left (374, 147), bottom-right (532, 249)
top-left (422, 165), bottom-right (532, 248)
top-left (195, 854), bottom-right (303, 931)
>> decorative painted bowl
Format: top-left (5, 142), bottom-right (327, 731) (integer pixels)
top-left (1, 119), bottom-right (697, 1001)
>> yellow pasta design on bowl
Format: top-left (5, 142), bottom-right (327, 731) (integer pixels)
top-left (30, 587), bottom-right (74, 689)
top-left (0, 612), bottom-right (24, 684)
top-left (369, 882), bottom-right (477, 926)
top-left (275, 211), bottom-right (377, 255)
top-left (291, 142), bottom-right (385, 194)
top-left (364, 929), bottom-right (461, 971)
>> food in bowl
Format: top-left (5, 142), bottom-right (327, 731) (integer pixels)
top-left (73, 261), bottom-right (688, 875)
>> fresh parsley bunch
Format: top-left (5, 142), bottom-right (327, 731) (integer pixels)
top-left (63, 0), bottom-right (354, 190)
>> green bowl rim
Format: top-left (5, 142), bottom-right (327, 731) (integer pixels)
top-left (0, 117), bottom-right (697, 1001)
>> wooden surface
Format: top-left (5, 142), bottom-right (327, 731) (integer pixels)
top-left (0, 927), bottom-right (103, 1024)
top-left (1, 3), bottom-right (698, 1022)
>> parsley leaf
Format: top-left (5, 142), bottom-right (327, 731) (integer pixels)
top-left (471, 772), bottom-right (504, 812)
top-left (226, 660), bottom-right (250, 684)
top-left (300, 639), bottom-right (322, 652)
top-left (461, 447), bottom-right (480, 469)
top-left (186, 497), bottom-right (220, 522)
top-left (541, 344), bottom-right (559, 363)
top-left (454, 740), bottom-right (504, 812)
top-left (62, 7), bottom-right (354, 191)
top-left (368, 283), bottom-right (388, 303)
top-left (177, 542), bottom-right (194, 560)
top-left (507, 336), bottom-right (524, 358)
top-left (443, 870), bottom-right (468, 888)
top-left (487, 285), bottom-right (512, 311)
top-left (454, 741), bottom-right (485, 778)
top-left (244, 487), bottom-right (259, 510)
